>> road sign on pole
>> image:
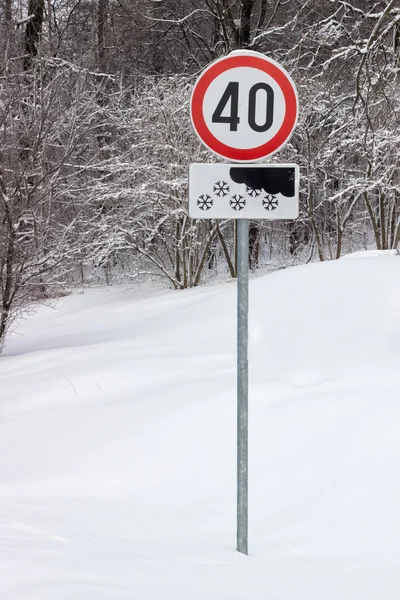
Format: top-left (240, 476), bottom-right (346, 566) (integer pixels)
top-left (189, 50), bottom-right (299, 557)
top-left (190, 50), bottom-right (298, 162)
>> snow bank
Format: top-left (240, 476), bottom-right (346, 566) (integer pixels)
top-left (1, 255), bottom-right (400, 599)
top-left (342, 249), bottom-right (400, 259)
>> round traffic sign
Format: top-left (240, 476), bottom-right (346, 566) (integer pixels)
top-left (190, 50), bottom-right (298, 162)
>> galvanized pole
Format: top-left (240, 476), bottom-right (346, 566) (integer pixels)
top-left (237, 218), bottom-right (249, 555)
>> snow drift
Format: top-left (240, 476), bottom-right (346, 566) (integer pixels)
top-left (1, 252), bottom-right (400, 599)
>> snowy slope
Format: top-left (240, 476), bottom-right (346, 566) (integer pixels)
top-left (1, 253), bottom-right (400, 599)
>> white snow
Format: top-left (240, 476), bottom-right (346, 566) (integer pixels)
top-left (342, 248), bottom-right (400, 259)
top-left (1, 252), bottom-right (400, 598)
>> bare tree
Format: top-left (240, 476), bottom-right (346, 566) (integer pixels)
top-left (0, 59), bottom-right (109, 351)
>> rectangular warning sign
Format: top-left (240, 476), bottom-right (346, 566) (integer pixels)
top-left (189, 163), bottom-right (299, 219)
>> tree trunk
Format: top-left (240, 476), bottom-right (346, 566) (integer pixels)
top-left (393, 217), bottom-right (400, 250)
top-left (0, 193), bottom-right (16, 350)
top-left (379, 192), bottom-right (387, 250)
top-left (335, 206), bottom-right (343, 260)
top-left (97, 0), bottom-right (107, 71)
top-left (24, 0), bottom-right (45, 70)
top-left (216, 222), bottom-right (236, 278)
top-left (249, 223), bottom-right (260, 269)
top-left (5, 0), bottom-right (12, 25)
top-left (238, 0), bottom-right (254, 48)
top-left (363, 191), bottom-right (381, 249)
top-left (175, 219), bottom-right (181, 284)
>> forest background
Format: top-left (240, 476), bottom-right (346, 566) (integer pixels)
top-left (0, 0), bottom-right (399, 350)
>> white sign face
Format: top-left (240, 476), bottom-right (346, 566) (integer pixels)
top-left (191, 51), bottom-right (298, 162)
top-left (189, 163), bottom-right (299, 220)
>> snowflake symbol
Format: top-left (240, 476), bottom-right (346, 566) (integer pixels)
top-left (262, 194), bottom-right (279, 211)
top-left (230, 194), bottom-right (246, 211)
top-left (246, 186), bottom-right (261, 198)
top-left (213, 181), bottom-right (230, 197)
top-left (197, 194), bottom-right (213, 211)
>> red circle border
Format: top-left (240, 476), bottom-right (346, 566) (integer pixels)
top-left (191, 55), bottom-right (298, 162)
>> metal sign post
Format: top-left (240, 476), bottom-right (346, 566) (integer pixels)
top-left (236, 218), bottom-right (249, 555)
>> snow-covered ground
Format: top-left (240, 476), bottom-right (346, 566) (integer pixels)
top-left (1, 251), bottom-right (400, 599)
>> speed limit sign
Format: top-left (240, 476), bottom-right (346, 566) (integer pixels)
top-left (190, 50), bottom-right (298, 162)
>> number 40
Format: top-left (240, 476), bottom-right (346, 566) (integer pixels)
top-left (212, 81), bottom-right (274, 132)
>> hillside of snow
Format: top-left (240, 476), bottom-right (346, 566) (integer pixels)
top-left (1, 252), bottom-right (400, 599)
